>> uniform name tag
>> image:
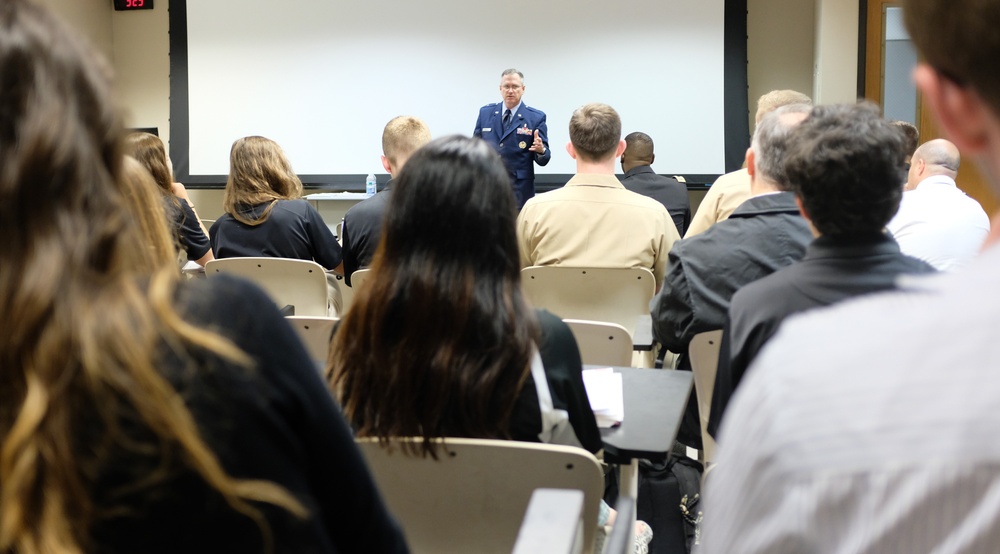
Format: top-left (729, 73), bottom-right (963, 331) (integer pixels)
top-left (482, 127), bottom-right (492, 132)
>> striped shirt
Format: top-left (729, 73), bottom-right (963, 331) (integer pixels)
top-left (701, 243), bottom-right (1000, 553)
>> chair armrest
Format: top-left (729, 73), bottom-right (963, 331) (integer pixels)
top-left (512, 488), bottom-right (586, 554)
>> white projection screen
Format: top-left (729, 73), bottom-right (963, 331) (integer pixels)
top-left (169, 0), bottom-right (749, 188)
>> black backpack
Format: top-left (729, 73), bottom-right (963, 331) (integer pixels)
top-left (604, 455), bottom-right (704, 554)
top-left (637, 456), bottom-right (703, 553)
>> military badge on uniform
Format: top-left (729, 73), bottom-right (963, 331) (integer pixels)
top-left (519, 141), bottom-right (527, 149)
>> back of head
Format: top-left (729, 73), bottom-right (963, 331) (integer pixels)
top-left (224, 135), bottom-right (303, 225)
top-left (569, 103), bottom-right (622, 162)
top-left (381, 115), bottom-right (431, 171)
top-left (0, 0), bottom-right (125, 275)
top-left (785, 103), bottom-right (905, 239)
top-left (755, 89), bottom-right (813, 124)
top-left (330, 135), bottom-right (538, 455)
top-left (905, 0), bottom-right (1000, 116)
top-left (120, 156), bottom-right (181, 269)
top-left (751, 104), bottom-right (813, 190)
top-left (912, 138), bottom-right (961, 178)
top-left (622, 131), bottom-right (654, 169)
top-left (0, 3), bottom-right (301, 550)
top-left (125, 132), bottom-right (174, 196)
top-left (891, 120), bottom-right (920, 160)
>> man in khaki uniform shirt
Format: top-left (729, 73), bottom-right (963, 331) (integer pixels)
top-left (517, 103), bottom-right (679, 289)
top-left (685, 89), bottom-right (812, 238)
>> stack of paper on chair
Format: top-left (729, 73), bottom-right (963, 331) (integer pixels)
top-left (582, 367), bottom-right (624, 428)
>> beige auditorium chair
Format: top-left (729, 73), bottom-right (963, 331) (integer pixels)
top-left (564, 319), bottom-right (633, 367)
top-left (349, 267), bottom-right (373, 292)
top-left (520, 267), bottom-right (655, 338)
top-left (688, 330), bottom-right (723, 463)
top-left (284, 316), bottom-right (338, 372)
top-left (356, 438), bottom-right (604, 554)
top-left (205, 257), bottom-right (329, 317)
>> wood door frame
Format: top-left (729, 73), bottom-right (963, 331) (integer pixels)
top-left (861, 0), bottom-right (998, 214)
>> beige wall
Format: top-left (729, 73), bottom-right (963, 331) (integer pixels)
top-left (37, 0), bottom-right (113, 59)
top-left (747, 0), bottom-right (861, 127)
top-left (111, 6), bottom-right (171, 143)
top-left (814, 0), bottom-right (861, 104)
top-left (747, 0), bottom-right (816, 130)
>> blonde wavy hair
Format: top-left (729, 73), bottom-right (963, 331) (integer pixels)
top-left (0, 2), bottom-right (304, 552)
top-left (223, 136), bottom-right (304, 225)
top-left (119, 156), bottom-right (182, 268)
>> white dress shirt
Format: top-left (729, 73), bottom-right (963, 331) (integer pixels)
top-left (701, 244), bottom-right (1000, 553)
top-left (886, 175), bottom-right (990, 271)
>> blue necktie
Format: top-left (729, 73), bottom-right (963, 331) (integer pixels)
top-left (503, 109), bottom-right (512, 130)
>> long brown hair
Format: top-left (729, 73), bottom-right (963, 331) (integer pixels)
top-left (0, 2), bottom-right (303, 552)
top-left (125, 132), bottom-right (176, 200)
top-left (327, 135), bottom-right (539, 456)
top-left (119, 156), bottom-right (181, 269)
top-left (223, 136), bottom-right (304, 225)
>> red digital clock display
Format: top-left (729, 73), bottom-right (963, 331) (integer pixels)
top-left (114, 0), bottom-right (154, 10)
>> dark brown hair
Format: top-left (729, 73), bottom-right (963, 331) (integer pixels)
top-left (328, 135), bottom-right (539, 456)
top-left (784, 103), bottom-right (904, 238)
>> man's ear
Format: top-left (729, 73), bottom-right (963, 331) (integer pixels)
top-left (914, 64), bottom-right (991, 154)
top-left (566, 142), bottom-right (577, 160)
top-left (794, 195), bottom-right (811, 222)
top-left (615, 139), bottom-right (627, 157)
top-left (649, 153), bottom-right (655, 165)
top-left (380, 155), bottom-right (392, 174)
top-left (745, 147), bottom-right (756, 179)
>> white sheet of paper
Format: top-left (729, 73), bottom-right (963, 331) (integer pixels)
top-left (582, 367), bottom-right (624, 428)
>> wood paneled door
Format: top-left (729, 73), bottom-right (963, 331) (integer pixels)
top-left (864, 0), bottom-right (998, 215)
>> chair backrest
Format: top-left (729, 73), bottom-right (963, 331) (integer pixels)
top-left (335, 274), bottom-right (355, 314)
top-left (285, 316), bottom-right (337, 371)
top-left (350, 267), bottom-right (373, 292)
top-left (205, 257), bottom-right (329, 316)
top-left (356, 438), bottom-right (603, 554)
top-left (521, 266), bottom-right (655, 337)
top-left (563, 319), bottom-right (633, 367)
top-left (689, 330), bottom-right (723, 462)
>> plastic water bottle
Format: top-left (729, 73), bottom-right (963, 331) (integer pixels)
top-left (365, 173), bottom-right (377, 197)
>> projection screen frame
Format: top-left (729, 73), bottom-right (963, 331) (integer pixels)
top-left (168, 0), bottom-right (749, 190)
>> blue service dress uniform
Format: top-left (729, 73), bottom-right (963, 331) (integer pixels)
top-left (473, 102), bottom-right (551, 207)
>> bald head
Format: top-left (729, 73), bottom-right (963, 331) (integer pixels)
top-left (621, 132), bottom-right (655, 173)
top-left (906, 138), bottom-right (960, 189)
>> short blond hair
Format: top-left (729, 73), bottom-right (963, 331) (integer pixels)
top-left (755, 90), bottom-right (813, 124)
top-left (382, 116), bottom-right (431, 168)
